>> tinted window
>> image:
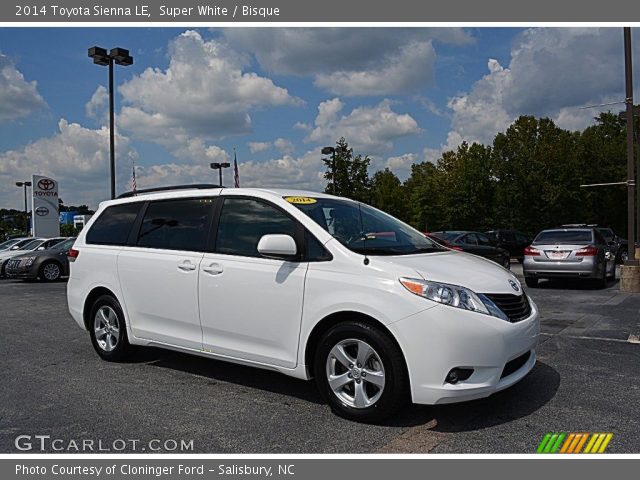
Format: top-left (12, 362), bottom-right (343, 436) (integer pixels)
top-left (216, 198), bottom-right (296, 257)
top-left (534, 230), bottom-right (593, 245)
top-left (51, 238), bottom-right (76, 251)
top-left (462, 234), bottom-right (478, 245)
top-left (594, 230), bottom-right (607, 245)
top-left (19, 239), bottom-right (43, 250)
top-left (598, 228), bottom-right (614, 241)
top-left (87, 203), bottom-right (142, 246)
top-left (137, 198), bottom-right (213, 251)
top-left (477, 233), bottom-right (492, 246)
top-left (305, 231), bottom-right (332, 262)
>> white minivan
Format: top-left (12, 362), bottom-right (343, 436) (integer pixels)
top-left (67, 186), bottom-right (539, 422)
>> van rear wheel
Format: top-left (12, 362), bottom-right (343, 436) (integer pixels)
top-left (88, 295), bottom-right (132, 362)
top-left (313, 321), bottom-right (409, 423)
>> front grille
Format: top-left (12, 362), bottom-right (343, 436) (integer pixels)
top-left (6, 259), bottom-right (21, 269)
top-left (484, 293), bottom-right (531, 323)
top-left (501, 351), bottom-right (532, 379)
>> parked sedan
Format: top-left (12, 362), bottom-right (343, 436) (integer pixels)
top-left (430, 231), bottom-right (511, 268)
top-left (0, 237), bottom-right (66, 277)
top-left (0, 237), bottom-right (33, 252)
top-left (523, 228), bottom-right (615, 288)
top-left (6, 237), bottom-right (76, 282)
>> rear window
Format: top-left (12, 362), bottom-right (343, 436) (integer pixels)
top-left (86, 203), bottom-right (143, 246)
top-left (534, 230), bottom-right (593, 245)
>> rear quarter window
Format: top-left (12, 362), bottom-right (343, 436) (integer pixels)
top-left (86, 203), bottom-right (143, 246)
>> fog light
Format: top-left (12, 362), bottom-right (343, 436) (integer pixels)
top-left (446, 368), bottom-right (474, 384)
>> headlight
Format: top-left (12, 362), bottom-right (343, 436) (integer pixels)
top-left (399, 277), bottom-right (509, 321)
top-left (22, 256), bottom-right (36, 267)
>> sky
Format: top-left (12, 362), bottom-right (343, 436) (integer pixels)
top-left (0, 27), bottom-right (639, 209)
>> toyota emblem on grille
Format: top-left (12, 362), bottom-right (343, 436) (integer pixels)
top-left (35, 206), bottom-right (49, 216)
top-left (509, 279), bottom-right (520, 292)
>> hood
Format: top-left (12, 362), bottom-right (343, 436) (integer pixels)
top-left (377, 250), bottom-right (521, 295)
top-left (0, 249), bottom-right (30, 260)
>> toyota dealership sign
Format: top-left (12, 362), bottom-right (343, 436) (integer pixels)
top-left (31, 174), bottom-right (60, 238)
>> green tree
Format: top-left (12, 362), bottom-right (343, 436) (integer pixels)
top-left (323, 138), bottom-right (371, 202)
top-left (370, 168), bottom-right (408, 221)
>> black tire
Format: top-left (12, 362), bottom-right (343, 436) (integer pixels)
top-left (39, 261), bottom-right (62, 282)
top-left (594, 263), bottom-right (608, 289)
top-left (502, 256), bottom-right (511, 269)
top-left (313, 321), bottom-right (409, 423)
top-left (607, 261), bottom-right (616, 281)
top-left (88, 294), bottom-right (133, 362)
top-left (525, 277), bottom-right (539, 288)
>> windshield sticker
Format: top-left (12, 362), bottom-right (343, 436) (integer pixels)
top-left (285, 196), bottom-right (317, 205)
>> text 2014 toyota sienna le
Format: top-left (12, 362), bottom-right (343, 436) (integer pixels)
top-left (67, 186), bottom-right (539, 422)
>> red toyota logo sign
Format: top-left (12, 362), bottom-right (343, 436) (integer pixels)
top-left (37, 178), bottom-right (55, 191)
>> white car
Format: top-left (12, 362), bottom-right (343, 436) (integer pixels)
top-left (67, 186), bottom-right (539, 422)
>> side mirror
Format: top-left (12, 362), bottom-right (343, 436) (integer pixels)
top-left (37, 246), bottom-right (45, 251)
top-left (257, 234), bottom-right (297, 259)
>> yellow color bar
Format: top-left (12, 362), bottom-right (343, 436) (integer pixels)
top-left (584, 433), bottom-right (598, 453)
top-left (597, 433), bottom-right (613, 453)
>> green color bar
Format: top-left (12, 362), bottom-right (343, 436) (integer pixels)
top-left (543, 434), bottom-right (559, 453)
top-left (550, 433), bottom-right (566, 453)
top-left (537, 433), bottom-right (553, 453)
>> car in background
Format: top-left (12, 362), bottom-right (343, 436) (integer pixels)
top-left (0, 237), bottom-right (33, 252)
top-left (561, 224), bottom-right (630, 263)
top-left (0, 237), bottom-right (66, 277)
top-left (430, 231), bottom-right (511, 269)
top-left (5, 237), bottom-right (76, 282)
top-left (523, 228), bottom-right (615, 288)
top-left (424, 233), bottom-right (463, 251)
top-left (485, 230), bottom-right (530, 262)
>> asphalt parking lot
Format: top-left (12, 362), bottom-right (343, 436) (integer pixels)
top-left (1, 265), bottom-right (639, 453)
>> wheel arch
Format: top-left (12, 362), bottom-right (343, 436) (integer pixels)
top-left (82, 286), bottom-right (120, 331)
top-left (303, 310), bottom-right (408, 380)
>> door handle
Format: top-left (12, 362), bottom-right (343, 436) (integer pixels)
top-left (202, 263), bottom-right (224, 275)
top-left (178, 261), bottom-right (197, 272)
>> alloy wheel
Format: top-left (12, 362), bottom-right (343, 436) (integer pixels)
top-left (325, 338), bottom-right (385, 409)
top-left (42, 263), bottom-right (60, 281)
top-left (93, 306), bottom-right (120, 352)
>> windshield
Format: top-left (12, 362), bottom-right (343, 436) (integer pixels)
top-left (0, 239), bottom-right (20, 249)
top-left (534, 230), bottom-right (593, 245)
top-left (597, 228), bottom-right (614, 241)
top-left (50, 238), bottom-right (76, 251)
top-left (287, 196), bottom-right (444, 255)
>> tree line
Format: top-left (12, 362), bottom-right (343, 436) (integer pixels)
top-left (324, 112), bottom-right (633, 236)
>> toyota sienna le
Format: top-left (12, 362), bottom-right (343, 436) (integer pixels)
top-left (67, 186), bottom-right (539, 422)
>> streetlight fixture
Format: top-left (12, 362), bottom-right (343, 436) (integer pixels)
top-left (88, 46), bottom-right (134, 200)
top-left (210, 162), bottom-right (231, 186)
top-left (15, 181), bottom-right (32, 235)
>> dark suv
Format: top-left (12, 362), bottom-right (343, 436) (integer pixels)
top-left (485, 230), bottom-right (530, 262)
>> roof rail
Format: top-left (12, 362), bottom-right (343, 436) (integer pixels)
top-left (117, 184), bottom-right (222, 199)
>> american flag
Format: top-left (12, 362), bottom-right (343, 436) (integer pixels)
top-left (233, 150), bottom-right (240, 188)
top-left (131, 162), bottom-right (137, 194)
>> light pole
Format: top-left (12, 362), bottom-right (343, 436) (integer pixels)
top-left (88, 46), bottom-right (134, 200)
top-left (623, 28), bottom-right (637, 265)
top-left (210, 162), bottom-right (231, 186)
top-left (15, 181), bottom-right (31, 235)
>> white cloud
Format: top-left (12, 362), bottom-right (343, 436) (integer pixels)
top-left (248, 141), bottom-right (270, 153)
top-left (118, 30), bottom-right (301, 161)
top-left (314, 41), bottom-right (436, 96)
top-left (274, 137), bottom-right (295, 154)
top-left (221, 28), bottom-right (473, 96)
top-left (307, 98), bottom-right (421, 153)
top-left (0, 119), bottom-right (135, 208)
top-left (0, 53), bottom-right (46, 123)
top-left (444, 28), bottom-right (640, 147)
top-left (85, 85), bottom-right (108, 121)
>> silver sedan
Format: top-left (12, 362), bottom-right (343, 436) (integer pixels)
top-left (523, 228), bottom-right (615, 288)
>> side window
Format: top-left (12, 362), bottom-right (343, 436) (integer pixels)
top-left (503, 232), bottom-right (516, 242)
top-left (136, 198), bottom-right (213, 251)
top-left (215, 198), bottom-right (296, 258)
top-left (463, 234), bottom-right (478, 245)
top-left (593, 230), bottom-right (606, 245)
top-left (477, 233), bottom-right (492, 246)
top-left (305, 231), bottom-right (332, 262)
top-left (86, 202), bottom-right (142, 246)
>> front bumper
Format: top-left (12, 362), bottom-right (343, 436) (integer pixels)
top-left (5, 261), bottom-right (38, 279)
top-left (523, 256), bottom-right (599, 279)
top-left (388, 298), bottom-right (539, 405)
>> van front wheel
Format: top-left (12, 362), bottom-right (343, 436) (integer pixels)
top-left (313, 321), bottom-right (409, 423)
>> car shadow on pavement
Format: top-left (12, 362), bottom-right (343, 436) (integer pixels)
top-left (124, 347), bottom-right (559, 430)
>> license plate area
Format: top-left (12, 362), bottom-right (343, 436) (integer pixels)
top-left (546, 250), bottom-right (570, 260)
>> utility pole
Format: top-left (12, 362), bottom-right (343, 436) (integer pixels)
top-left (623, 27), bottom-right (637, 265)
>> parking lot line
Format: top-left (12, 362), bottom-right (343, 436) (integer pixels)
top-left (539, 332), bottom-right (638, 344)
